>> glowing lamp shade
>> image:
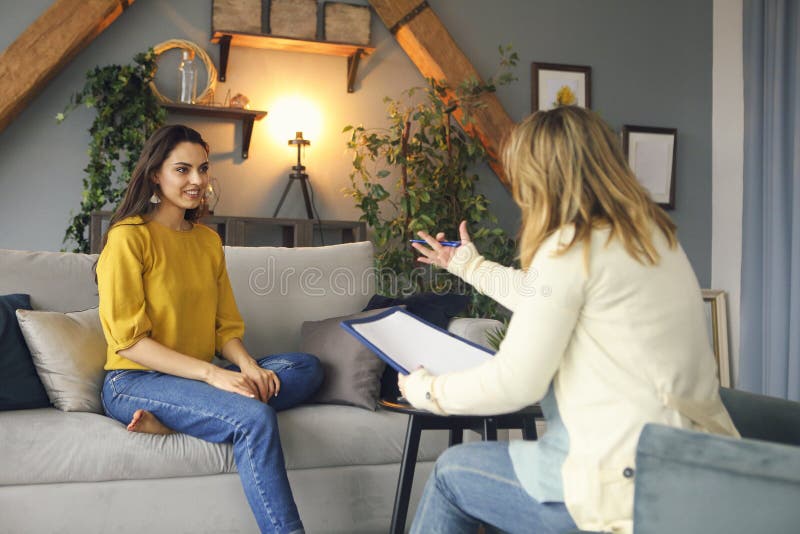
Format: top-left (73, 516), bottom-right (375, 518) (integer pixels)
top-left (267, 95), bottom-right (322, 146)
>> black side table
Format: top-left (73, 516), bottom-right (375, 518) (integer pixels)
top-left (379, 399), bottom-right (542, 534)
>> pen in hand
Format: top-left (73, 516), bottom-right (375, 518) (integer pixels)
top-left (409, 239), bottom-right (461, 247)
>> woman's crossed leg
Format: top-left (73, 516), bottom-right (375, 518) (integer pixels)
top-left (101, 352), bottom-right (322, 534)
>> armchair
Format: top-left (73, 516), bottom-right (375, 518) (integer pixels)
top-left (632, 388), bottom-right (800, 533)
top-left (571, 388), bottom-right (800, 534)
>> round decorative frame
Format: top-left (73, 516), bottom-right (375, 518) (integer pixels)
top-left (149, 39), bottom-right (218, 104)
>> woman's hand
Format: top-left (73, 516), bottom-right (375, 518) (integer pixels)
top-left (412, 220), bottom-right (471, 269)
top-left (398, 366), bottom-right (424, 401)
top-left (398, 367), bottom-right (444, 415)
top-left (240, 361), bottom-right (281, 402)
top-left (215, 339), bottom-right (280, 402)
top-left (398, 372), bottom-right (409, 399)
top-left (205, 365), bottom-right (277, 401)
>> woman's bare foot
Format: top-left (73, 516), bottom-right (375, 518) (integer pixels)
top-left (127, 409), bottom-right (174, 435)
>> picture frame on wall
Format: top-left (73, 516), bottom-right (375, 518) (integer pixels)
top-left (622, 125), bottom-right (678, 209)
top-left (702, 289), bottom-right (731, 388)
top-left (531, 62), bottom-right (592, 112)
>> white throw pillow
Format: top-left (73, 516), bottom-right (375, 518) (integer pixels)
top-left (15, 307), bottom-right (107, 413)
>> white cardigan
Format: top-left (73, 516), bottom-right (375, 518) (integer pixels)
top-left (403, 225), bottom-right (739, 533)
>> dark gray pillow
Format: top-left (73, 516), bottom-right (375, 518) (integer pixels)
top-left (300, 307), bottom-right (396, 410)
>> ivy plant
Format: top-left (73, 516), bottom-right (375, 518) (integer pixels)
top-left (344, 46), bottom-right (519, 319)
top-left (57, 49), bottom-right (166, 253)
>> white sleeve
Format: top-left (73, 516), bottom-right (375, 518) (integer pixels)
top-left (405, 237), bottom-right (586, 415)
top-left (447, 243), bottom-right (530, 313)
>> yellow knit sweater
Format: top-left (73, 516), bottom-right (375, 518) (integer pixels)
top-left (96, 216), bottom-right (244, 370)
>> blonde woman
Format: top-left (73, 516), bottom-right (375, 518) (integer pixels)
top-left (401, 106), bottom-right (739, 534)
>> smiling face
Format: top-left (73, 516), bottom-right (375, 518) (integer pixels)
top-left (152, 141), bottom-right (210, 214)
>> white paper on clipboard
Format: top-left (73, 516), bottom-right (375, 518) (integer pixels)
top-left (344, 308), bottom-right (493, 375)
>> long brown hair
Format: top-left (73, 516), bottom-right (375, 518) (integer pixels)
top-left (101, 124), bottom-right (210, 249)
top-left (503, 106), bottom-right (677, 269)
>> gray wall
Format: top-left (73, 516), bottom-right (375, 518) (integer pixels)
top-left (0, 0), bottom-right (712, 285)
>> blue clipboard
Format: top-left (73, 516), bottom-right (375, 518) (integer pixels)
top-left (340, 306), bottom-right (494, 375)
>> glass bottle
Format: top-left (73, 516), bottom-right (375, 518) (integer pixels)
top-left (178, 50), bottom-right (197, 104)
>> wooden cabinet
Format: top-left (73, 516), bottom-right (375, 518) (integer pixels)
top-left (203, 215), bottom-right (367, 248)
top-left (90, 211), bottom-right (366, 253)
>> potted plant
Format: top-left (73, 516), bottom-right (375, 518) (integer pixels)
top-left (343, 47), bottom-right (518, 319)
top-left (57, 49), bottom-right (166, 253)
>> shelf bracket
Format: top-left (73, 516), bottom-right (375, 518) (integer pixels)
top-left (218, 34), bottom-right (231, 82)
top-left (162, 104), bottom-right (265, 160)
top-left (241, 116), bottom-right (255, 159)
top-left (346, 48), bottom-right (364, 93)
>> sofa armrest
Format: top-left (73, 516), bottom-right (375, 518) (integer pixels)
top-left (633, 424), bottom-right (800, 534)
top-left (447, 317), bottom-right (503, 350)
top-left (720, 387), bottom-right (800, 446)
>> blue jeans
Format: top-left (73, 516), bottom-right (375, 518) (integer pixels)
top-left (411, 442), bottom-right (577, 534)
top-left (101, 353), bottom-right (323, 534)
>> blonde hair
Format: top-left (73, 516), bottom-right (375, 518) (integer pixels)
top-left (503, 106), bottom-right (677, 269)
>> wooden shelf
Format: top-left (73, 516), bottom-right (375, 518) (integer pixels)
top-left (161, 103), bottom-right (266, 159)
top-left (211, 30), bottom-right (375, 93)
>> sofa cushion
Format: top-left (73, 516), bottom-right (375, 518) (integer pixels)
top-left (0, 294), bottom-right (50, 410)
top-left (446, 317), bottom-right (503, 350)
top-left (279, 405), bottom-right (447, 470)
top-left (301, 308), bottom-right (394, 410)
top-left (16, 307), bottom-right (107, 413)
top-left (0, 405), bottom-right (448, 485)
top-left (0, 408), bottom-right (235, 485)
top-left (0, 249), bottom-right (98, 313)
top-left (225, 242), bottom-right (375, 356)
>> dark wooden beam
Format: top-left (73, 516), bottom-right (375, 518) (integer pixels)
top-left (0, 0), bottom-right (134, 134)
top-left (368, 0), bottom-right (514, 190)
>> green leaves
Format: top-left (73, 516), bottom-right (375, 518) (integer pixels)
top-left (58, 48), bottom-right (165, 253)
top-left (485, 316), bottom-right (510, 351)
top-left (342, 46), bottom-right (519, 318)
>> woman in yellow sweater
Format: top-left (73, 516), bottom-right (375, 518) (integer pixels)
top-left (401, 107), bottom-right (738, 533)
top-left (97, 125), bottom-right (322, 534)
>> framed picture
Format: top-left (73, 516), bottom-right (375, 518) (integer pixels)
top-left (622, 125), bottom-right (677, 209)
top-left (702, 289), bottom-right (731, 388)
top-left (531, 62), bottom-right (592, 112)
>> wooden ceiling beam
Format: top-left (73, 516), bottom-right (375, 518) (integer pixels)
top-left (0, 0), bottom-right (134, 135)
top-left (368, 0), bottom-right (514, 190)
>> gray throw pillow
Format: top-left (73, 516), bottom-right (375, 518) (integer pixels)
top-left (15, 307), bottom-right (107, 413)
top-left (300, 307), bottom-right (397, 410)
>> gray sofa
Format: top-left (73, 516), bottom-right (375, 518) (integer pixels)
top-left (0, 242), bottom-right (500, 533)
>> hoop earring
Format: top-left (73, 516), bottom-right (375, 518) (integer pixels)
top-left (149, 193), bottom-right (161, 204)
